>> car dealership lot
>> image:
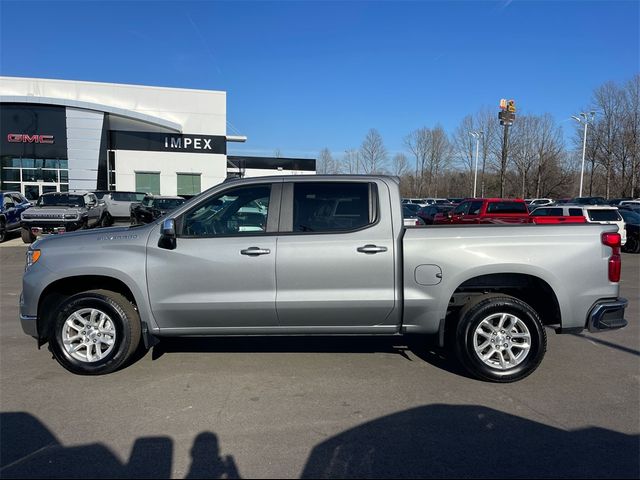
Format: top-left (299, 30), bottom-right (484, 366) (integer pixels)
top-left (0, 245), bottom-right (638, 478)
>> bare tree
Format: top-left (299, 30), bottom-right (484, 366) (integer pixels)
top-left (404, 127), bottom-right (430, 196)
top-left (317, 148), bottom-right (339, 174)
top-left (392, 153), bottom-right (409, 177)
top-left (452, 115), bottom-right (476, 195)
top-left (342, 149), bottom-right (361, 174)
top-left (359, 129), bottom-right (388, 174)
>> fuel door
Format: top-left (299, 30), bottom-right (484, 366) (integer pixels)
top-left (415, 264), bottom-right (443, 286)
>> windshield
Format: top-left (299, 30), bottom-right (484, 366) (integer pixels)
top-left (154, 199), bottom-right (184, 210)
top-left (37, 194), bottom-right (85, 207)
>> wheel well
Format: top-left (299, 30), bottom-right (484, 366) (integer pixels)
top-left (442, 273), bottom-right (562, 346)
top-left (37, 276), bottom-right (138, 343)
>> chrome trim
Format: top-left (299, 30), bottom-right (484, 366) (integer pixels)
top-left (587, 298), bottom-right (628, 332)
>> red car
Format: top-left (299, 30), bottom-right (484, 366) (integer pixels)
top-left (434, 198), bottom-right (530, 224)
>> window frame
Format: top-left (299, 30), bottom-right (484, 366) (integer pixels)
top-left (278, 181), bottom-right (380, 235)
top-left (176, 182), bottom-right (281, 239)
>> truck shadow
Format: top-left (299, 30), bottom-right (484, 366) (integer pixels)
top-left (0, 412), bottom-right (240, 479)
top-left (149, 335), bottom-right (472, 379)
top-left (301, 404), bottom-right (640, 479)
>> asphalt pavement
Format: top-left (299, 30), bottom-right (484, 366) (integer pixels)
top-left (0, 238), bottom-right (638, 478)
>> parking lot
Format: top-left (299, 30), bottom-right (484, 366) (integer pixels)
top-left (0, 240), bottom-right (638, 478)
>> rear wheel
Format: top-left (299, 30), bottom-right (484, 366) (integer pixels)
top-left (0, 219), bottom-right (6, 243)
top-left (100, 212), bottom-right (112, 227)
top-left (623, 236), bottom-right (639, 254)
top-left (21, 227), bottom-right (36, 244)
top-left (455, 294), bottom-right (547, 383)
top-left (49, 289), bottom-right (142, 375)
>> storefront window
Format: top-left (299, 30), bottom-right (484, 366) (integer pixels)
top-left (0, 156), bottom-right (69, 198)
top-left (177, 173), bottom-right (201, 196)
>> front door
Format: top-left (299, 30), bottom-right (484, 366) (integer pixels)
top-left (146, 182), bottom-right (280, 332)
top-left (275, 180), bottom-right (397, 331)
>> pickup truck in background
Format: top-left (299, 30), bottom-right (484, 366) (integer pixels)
top-left (434, 198), bottom-right (530, 225)
top-left (20, 191), bottom-right (107, 243)
top-left (20, 176), bottom-right (628, 382)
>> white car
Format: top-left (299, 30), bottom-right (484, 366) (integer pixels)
top-left (531, 204), bottom-right (626, 245)
top-left (526, 198), bottom-right (554, 208)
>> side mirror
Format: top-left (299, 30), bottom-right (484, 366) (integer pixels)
top-left (158, 218), bottom-right (177, 250)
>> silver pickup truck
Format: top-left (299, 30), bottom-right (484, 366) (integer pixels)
top-left (20, 176), bottom-right (628, 382)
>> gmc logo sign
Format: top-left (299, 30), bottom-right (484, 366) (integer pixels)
top-left (7, 133), bottom-right (55, 144)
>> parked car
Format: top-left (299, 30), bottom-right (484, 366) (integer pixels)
top-left (417, 204), bottom-right (455, 224)
top-left (618, 209), bottom-right (640, 253)
top-left (402, 198), bottom-right (431, 207)
top-left (0, 191), bottom-right (31, 242)
top-left (531, 204), bottom-right (627, 245)
top-left (529, 206), bottom-right (587, 224)
top-left (100, 191), bottom-right (147, 224)
top-left (607, 197), bottom-right (633, 206)
top-left (619, 200), bottom-right (640, 206)
top-left (20, 175), bottom-right (627, 382)
top-left (130, 195), bottom-right (185, 225)
top-left (403, 205), bottom-right (425, 226)
top-left (570, 196), bottom-right (607, 205)
top-left (434, 198), bottom-right (530, 224)
top-left (446, 198), bottom-right (465, 204)
top-left (525, 198), bottom-right (554, 209)
top-left (20, 192), bottom-right (107, 243)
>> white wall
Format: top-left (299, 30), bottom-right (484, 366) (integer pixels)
top-left (0, 76), bottom-right (226, 135)
top-left (115, 150), bottom-right (227, 195)
top-left (66, 107), bottom-right (103, 190)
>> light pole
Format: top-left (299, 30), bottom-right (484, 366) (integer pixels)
top-left (572, 111), bottom-right (596, 197)
top-left (469, 131), bottom-right (483, 197)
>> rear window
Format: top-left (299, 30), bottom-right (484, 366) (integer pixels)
top-left (486, 202), bottom-right (528, 214)
top-left (587, 209), bottom-right (622, 222)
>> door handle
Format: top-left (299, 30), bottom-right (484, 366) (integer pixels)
top-left (240, 247), bottom-right (271, 256)
top-left (357, 244), bottom-right (388, 254)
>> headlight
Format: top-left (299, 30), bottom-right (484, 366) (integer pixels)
top-left (64, 214), bottom-right (78, 219)
top-left (25, 249), bottom-right (41, 270)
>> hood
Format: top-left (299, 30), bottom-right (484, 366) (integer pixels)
top-left (32, 224), bottom-right (151, 249)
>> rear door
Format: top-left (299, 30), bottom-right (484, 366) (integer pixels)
top-left (275, 180), bottom-right (397, 331)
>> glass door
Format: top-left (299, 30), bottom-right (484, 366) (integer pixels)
top-left (22, 183), bottom-right (59, 202)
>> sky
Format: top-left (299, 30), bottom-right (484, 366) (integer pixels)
top-left (1, 0), bottom-right (638, 159)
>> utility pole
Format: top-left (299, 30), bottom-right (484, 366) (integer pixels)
top-left (469, 131), bottom-right (483, 197)
top-left (571, 111), bottom-right (596, 197)
top-left (498, 99), bottom-right (516, 198)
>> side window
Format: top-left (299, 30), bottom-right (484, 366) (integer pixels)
top-left (453, 202), bottom-right (470, 215)
top-left (182, 184), bottom-right (271, 237)
top-left (292, 182), bottom-right (372, 232)
top-left (469, 201), bottom-right (484, 215)
top-left (532, 208), bottom-right (549, 216)
top-left (3, 195), bottom-right (14, 208)
top-left (569, 208), bottom-right (583, 217)
top-left (548, 208), bottom-right (563, 216)
top-left (10, 193), bottom-right (24, 205)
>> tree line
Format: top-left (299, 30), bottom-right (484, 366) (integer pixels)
top-left (314, 74), bottom-right (640, 199)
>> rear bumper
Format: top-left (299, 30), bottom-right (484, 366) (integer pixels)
top-left (587, 298), bottom-right (628, 332)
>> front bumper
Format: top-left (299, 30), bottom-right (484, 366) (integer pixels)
top-left (587, 298), bottom-right (628, 332)
top-left (22, 220), bottom-right (84, 235)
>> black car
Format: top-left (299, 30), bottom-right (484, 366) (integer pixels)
top-left (570, 196), bottom-right (607, 205)
top-left (607, 197), bottom-right (633, 206)
top-left (619, 209), bottom-right (640, 253)
top-left (417, 204), bottom-right (455, 224)
top-left (130, 195), bottom-right (185, 225)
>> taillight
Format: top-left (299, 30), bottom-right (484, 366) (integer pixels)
top-left (602, 232), bottom-right (622, 282)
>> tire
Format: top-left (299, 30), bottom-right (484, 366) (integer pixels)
top-left (49, 289), bottom-right (142, 375)
top-left (0, 218), bottom-right (6, 243)
top-left (100, 212), bottom-right (112, 228)
top-left (623, 236), bottom-right (640, 254)
top-left (455, 294), bottom-right (547, 383)
top-left (21, 227), bottom-right (36, 244)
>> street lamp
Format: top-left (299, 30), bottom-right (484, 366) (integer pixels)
top-left (572, 111), bottom-right (596, 197)
top-left (469, 131), bottom-right (483, 197)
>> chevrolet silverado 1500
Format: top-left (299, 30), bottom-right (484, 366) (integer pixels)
top-left (20, 176), bottom-right (628, 382)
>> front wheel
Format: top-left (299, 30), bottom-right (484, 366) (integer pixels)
top-left (49, 290), bottom-right (142, 375)
top-left (21, 227), bottom-right (36, 244)
top-left (455, 294), bottom-right (547, 383)
top-left (0, 219), bottom-right (6, 243)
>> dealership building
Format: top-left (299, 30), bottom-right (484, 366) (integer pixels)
top-left (0, 76), bottom-right (315, 200)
